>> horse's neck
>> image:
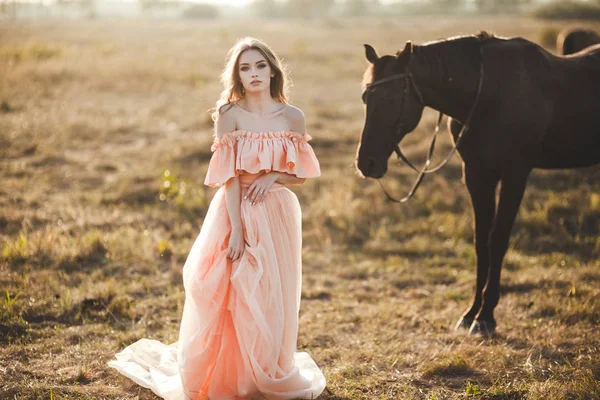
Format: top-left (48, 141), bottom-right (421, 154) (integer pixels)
top-left (413, 39), bottom-right (481, 123)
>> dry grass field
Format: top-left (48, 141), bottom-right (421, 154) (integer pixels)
top-left (1, 16), bottom-right (599, 400)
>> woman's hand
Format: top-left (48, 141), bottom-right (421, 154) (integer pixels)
top-left (245, 173), bottom-right (279, 205)
top-left (227, 227), bottom-right (245, 261)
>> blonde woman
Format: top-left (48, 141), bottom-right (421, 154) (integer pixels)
top-left (108, 37), bottom-right (326, 400)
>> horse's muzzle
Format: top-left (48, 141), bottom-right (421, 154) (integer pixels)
top-left (356, 156), bottom-right (387, 179)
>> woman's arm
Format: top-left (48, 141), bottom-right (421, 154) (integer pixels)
top-left (273, 172), bottom-right (306, 185)
top-left (225, 176), bottom-right (245, 260)
top-left (281, 105), bottom-right (309, 185)
top-left (216, 107), bottom-right (244, 260)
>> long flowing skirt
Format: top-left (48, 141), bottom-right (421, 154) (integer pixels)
top-left (108, 175), bottom-right (326, 400)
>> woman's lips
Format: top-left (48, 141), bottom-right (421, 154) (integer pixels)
top-left (251, 80), bottom-right (262, 86)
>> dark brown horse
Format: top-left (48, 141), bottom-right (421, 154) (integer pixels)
top-left (355, 32), bottom-right (600, 335)
top-left (557, 27), bottom-right (600, 55)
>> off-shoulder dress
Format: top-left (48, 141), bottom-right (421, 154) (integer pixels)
top-left (108, 130), bottom-right (326, 400)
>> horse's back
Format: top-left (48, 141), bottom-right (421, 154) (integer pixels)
top-left (484, 36), bottom-right (555, 75)
top-left (550, 43), bottom-right (600, 98)
top-left (481, 36), bottom-right (600, 168)
top-left (565, 43), bottom-right (600, 60)
top-left (481, 37), bottom-right (558, 113)
top-left (486, 35), bottom-right (600, 71)
top-left (541, 43), bottom-right (600, 168)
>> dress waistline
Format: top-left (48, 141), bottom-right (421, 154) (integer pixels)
top-left (238, 173), bottom-right (286, 191)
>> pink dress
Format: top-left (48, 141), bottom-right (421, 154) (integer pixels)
top-left (108, 130), bottom-right (326, 400)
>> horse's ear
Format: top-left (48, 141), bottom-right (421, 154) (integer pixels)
top-left (404, 40), bottom-right (414, 55)
top-left (364, 44), bottom-right (379, 63)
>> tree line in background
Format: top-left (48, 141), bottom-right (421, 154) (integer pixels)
top-left (251, 0), bottom-right (538, 17)
top-left (1, 0), bottom-right (600, 20)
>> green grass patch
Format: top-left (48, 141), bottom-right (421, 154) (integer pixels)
top-left (0, 41), bottom-right (64, 63)
top-left (422, 355), bottom-right (476, 378)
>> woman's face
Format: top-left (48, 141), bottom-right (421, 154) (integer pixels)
top-left (237, 49), bottom-right (274, 95)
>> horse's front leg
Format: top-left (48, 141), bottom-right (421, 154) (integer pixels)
top-left (456, 163), bottom-right (499, 330)
top-left (469, 167), bottom-right (531, 336)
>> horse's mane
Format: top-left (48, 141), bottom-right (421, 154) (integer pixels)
top-left (476, 31), bottom-right (494, 42)
top-left (362, 63), bottom-right (374, 92)
top-left (361, 31), bottom-right (492, 92)
top-left (413, 33), bottom-right (485, 86)
top-left (421, 31), bottom-right (494, 47)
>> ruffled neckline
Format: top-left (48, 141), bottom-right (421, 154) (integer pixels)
top-left (224, 130), bottom-right (310, 139)
top-left (211, 130), bottom-right (312, 151)
top-left (205, 129), bottom-right (321, 186)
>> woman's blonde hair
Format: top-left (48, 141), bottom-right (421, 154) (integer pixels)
top-left (211, 37), bottom-right (289, 122)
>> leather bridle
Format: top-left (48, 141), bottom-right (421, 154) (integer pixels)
top-left (363, 45), bottom-right (485, 203)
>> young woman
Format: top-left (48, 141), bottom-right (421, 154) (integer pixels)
top-left (108, 37), bottom-right (326, 400)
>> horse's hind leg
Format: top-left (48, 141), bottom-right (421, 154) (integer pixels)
top-left (456, 164), bottom-right (499, 330)
top-left (469, 168), bottom-right (531, 336)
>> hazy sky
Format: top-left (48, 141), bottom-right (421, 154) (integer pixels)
top-left (208, 0), bottom-right (250, 5)
top-left (29, 0), bottom-right (399, 5)
top-left (204, 0), bottom-right (398, 5)
top-left (24, 0), bottom-right (400, 6)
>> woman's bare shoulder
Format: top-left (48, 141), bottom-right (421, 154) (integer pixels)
top-left (282, 104), bottom-right (305, 121)
top-left (214, 103), bottom-right (238, 137)
top-left (282, 104), bottom-right (306, 134)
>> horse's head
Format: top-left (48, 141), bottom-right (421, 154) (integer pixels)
top-left (356, 41), bottom-right (425, 179)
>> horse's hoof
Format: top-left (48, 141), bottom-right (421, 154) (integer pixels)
top-left (454, 316), bottom-right (474, 331)
top-left (468, 319), bottom-right (496, 337)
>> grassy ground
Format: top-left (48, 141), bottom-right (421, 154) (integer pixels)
top-left (1, 16), bottom-right (599, 400)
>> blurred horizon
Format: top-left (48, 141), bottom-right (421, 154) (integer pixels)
top-left (0, 0), bottom-right (570, 20)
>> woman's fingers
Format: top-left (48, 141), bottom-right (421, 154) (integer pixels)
top-left (253, 187), bottom-right (267, 204)
top-left (249, 188), bottom-right (258, 204)
top-left (244, 184), bottom-right (255, 201)
top-left (245, 179), bottom-right (272, 205)
top-left (251, 186), bottom-right (261, 203)
top-left (227, 246), bottom-right (245, 260)
top-left (233, 248), bottom-right (243, 260)
top-left (246, 185), bottom-right (258, 203)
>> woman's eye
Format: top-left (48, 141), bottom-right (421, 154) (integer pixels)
top-left (240, 67), bottom-right (249, 72)
top-left (258, 64), bottom-right (266, 69)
